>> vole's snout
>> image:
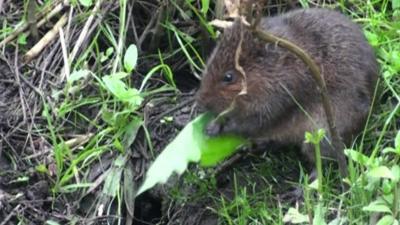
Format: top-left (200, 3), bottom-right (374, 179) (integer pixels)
top-left (195, 89), bottom-right (210, 113)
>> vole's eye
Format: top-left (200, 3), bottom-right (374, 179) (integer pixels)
top-left (222, 71), bottom-right (235, 84)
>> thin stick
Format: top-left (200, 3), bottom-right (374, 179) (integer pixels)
top-left (69, 0), bottom-right (104, 64)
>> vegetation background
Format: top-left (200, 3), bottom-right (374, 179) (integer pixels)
top-left (0, 0), bottom-right (399, 224)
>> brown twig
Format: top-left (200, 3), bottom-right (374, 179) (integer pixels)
top-left (24, 14), bottom-right (68, 63)
top-left (251, 26), bottom-right (347, 177)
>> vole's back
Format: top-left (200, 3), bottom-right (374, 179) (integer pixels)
top-left (261, 8), bottom-right (377, 97)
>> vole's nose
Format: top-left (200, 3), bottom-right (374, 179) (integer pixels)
top-left (195, 89), bottom-right (209, 113)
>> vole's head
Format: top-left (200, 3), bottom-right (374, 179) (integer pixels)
top-left (196, 20), bottom-right (266, 114)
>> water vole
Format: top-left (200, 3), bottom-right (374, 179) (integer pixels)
top-left (196, 8), bottom-right (378, 164)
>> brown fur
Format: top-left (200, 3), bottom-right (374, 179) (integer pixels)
top-left (196, 8), bottom-right (378, 162)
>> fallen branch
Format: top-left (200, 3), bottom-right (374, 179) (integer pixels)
top-left (24, 14), bottom-right (68, 63)
top-left (0, 1), bottom-right (68, 47)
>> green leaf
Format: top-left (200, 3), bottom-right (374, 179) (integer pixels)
top-left (313, 202), bottom-right (327, 225)
top-left (102, 155), bottom-right (126, 197)
top-left (35, 164), bottom-right (48, 174)
top-left (68, 70), bottom-right (90, 85)
top-left (136, 114), bottom-right (203, 196)
top-left (304, 129), bottom-right (325, 145)
top-left (395, 130), bottom-right (400, 150)
top-left (124, 44), bottom-right (138, 73)
top-left (199, 116), bottom-right (249, 166)
top-left (376, 215), bottom-right (394, 225)
top-left (46, 221), bottom-right (61, 225)
top-left (282, 207), bottom-right (309, 224)
top-left (78, 0), bottom-right (92, 7)
top-left (136, 113), bottom-right (248, 196)
top-left (344, 149), bottom-right (369, 166)
top-left (102, 72), bottom-right (143, 107)
top-left (201, 0), bottom-right (210, 15)
top-left (364, 30), bottom-right (379, 46)
top-left (124, 161), bottom-right (135, 217)
top-left (368, 166), bottom-right (394, 180)
top-left (382, 147), bottom-right (399, 155)
top-left (391, 165), bottom-right (400, 182)
top-left (122, 117), bottom-right (143, 149)
top-left (18, 34), bottom-right (27, 45)
top-left (393, 0), bottom-right (400, 9)
top-left (363, 200), bottom-right (392, 213)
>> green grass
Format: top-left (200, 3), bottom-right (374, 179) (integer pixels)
top-left (1, 0), bottom-right (399, 224)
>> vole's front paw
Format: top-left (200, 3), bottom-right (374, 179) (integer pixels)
top-left (205, 120), bottom-right (223, 136)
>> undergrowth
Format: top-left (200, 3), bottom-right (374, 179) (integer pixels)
top-left (0, 0), bottom-right (399, 224)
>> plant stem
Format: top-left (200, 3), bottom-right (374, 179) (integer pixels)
top-left (315, 142), bottom-right (323, 195)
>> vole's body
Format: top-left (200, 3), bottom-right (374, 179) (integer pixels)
top-left (196, 8), bottom-right (378, 163)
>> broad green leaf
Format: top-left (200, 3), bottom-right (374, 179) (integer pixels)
top-left (136, 114), bottom-right (203, 196)
top-left (102, 155), bottom-right (126, 197)
top-left (344, 149), bottom-right (369, 166)
top-left (363, 200), bottom-right (392, 213)
top-left (124, 44), bottom-right (138, 73)
top-left (122, 117), bottom-right (143, 149)
top-left (136, 113), bottom-right (248, 196)
top-left (368, 166), bottom-right (394, 180)
top-left (313, 202), bottom-right (327, 225)
top-left (102, 73), bottom-right (143, 107)
top-left (199, 115), bottom-right (249, 166)
top-left (376, 215), bottom-right (394, 225)
top-left (391, 165), bottom-right (400, 182)
top-left (393, 0), bottom-right (400, 9)
top-left (78, 0), bottom-right (92, 7)
top-left (283, 207), bottom-right (309, 224)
